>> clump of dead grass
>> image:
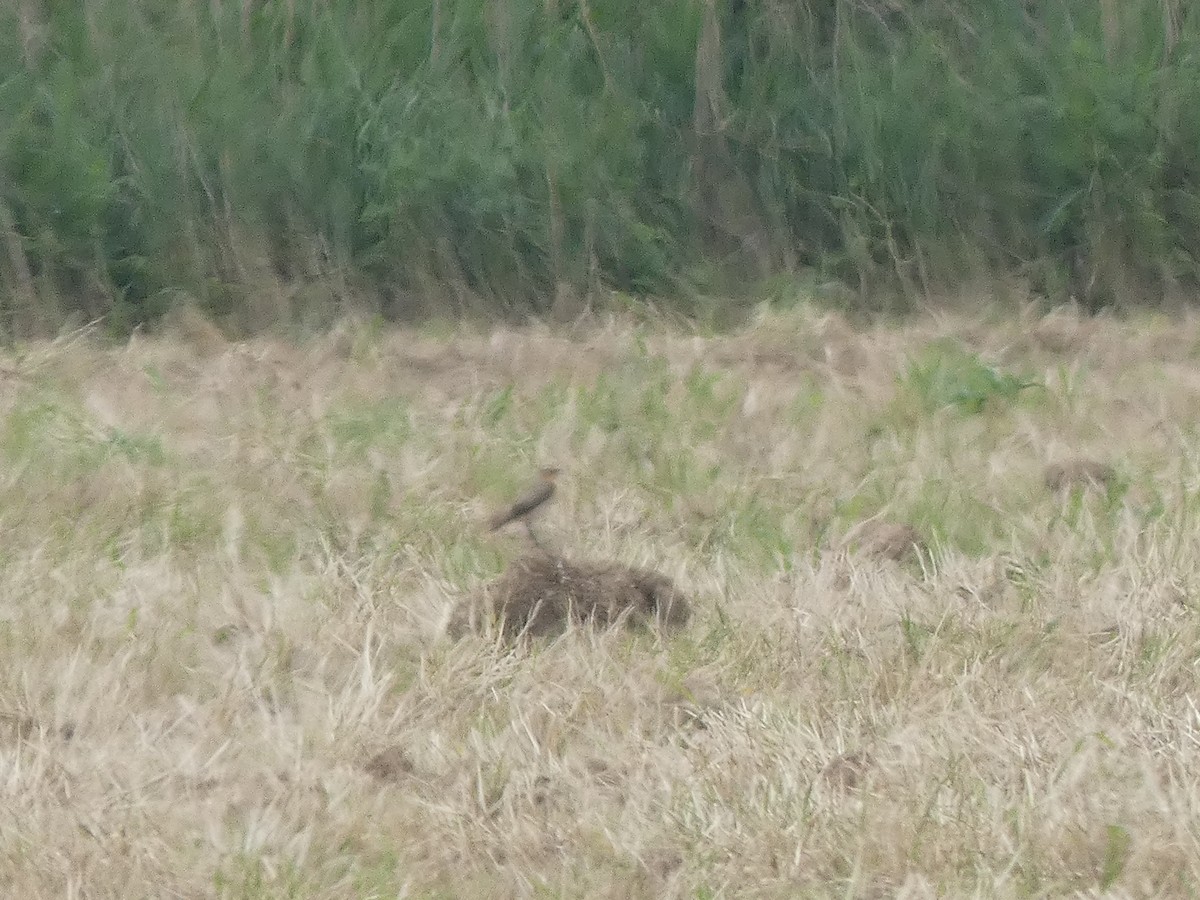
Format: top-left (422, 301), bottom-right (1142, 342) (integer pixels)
top-left (839, 519), bottom-right (928, 564)
top-left (363, 745), bottom-right (416, 782)
top-left (449, 553), bottom-right (691, 640)
top-left (1044, 457), bottom-right (1117, 493)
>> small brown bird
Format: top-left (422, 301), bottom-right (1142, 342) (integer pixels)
top-left (488, 467), bottom-right (561, 538)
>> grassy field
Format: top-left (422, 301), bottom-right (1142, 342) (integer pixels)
top-left (2, 304), bottom-right (1200, 896)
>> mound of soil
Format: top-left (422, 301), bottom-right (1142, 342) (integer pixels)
top-left (449, 554), bottom-right (691, 640)
top-left (840, 520), bottom-right (927, 564)
top-left (362, 745), bottom-right (416, 782)
top-left (1044, 458), bottom-right (1115, 493)
top-left (821, 749), bottom-right (873, 791)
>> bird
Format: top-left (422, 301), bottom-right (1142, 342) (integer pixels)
top-left (488, 467), bottom-right (561, 548)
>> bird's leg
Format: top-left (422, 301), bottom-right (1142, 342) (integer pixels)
top-left (525, 519), bottom-right (549, 555)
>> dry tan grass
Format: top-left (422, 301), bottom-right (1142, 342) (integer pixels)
top-left (3, 306), bottom-right (1200, 896)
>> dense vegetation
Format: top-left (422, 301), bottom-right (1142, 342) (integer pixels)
top-left (1, 0), bottom-right (1198, 333)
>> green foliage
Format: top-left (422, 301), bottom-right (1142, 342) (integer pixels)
top-left (900, 342), bottom-right (1041, 415)
top-left (1100, 823), bottom-right (1132, 890)
top-left (327, 399), bottom-right (412, 458)
top-left (4, 1), bottom-right (1200, 333)
top-left (106, 428), bottom-right (167, 466)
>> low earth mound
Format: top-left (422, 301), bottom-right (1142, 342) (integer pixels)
top-left (450, 554), bottom-right (691, 639)
top-left (839, 519), bottom-right (928, 564)
top-left (1044, 458), bottom-right (1116, 493)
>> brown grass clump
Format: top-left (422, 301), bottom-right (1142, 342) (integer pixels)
top-left (0, 711), bottom-right (74, 744)
top-left (821, 749), bottom-right (873, 791)
top-left (840, 519), bottom-right (927, 563)
top-left (158, 302), bottom-right (228, 357)
top-left (1045, 458), bottom-right (1116, 493)
top-left (451, 554), bottom-right (691, 639)
top-left (363, 745), bottom-right (416, 782)
top-left (1025, 308), bottom-right (1098, 356)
